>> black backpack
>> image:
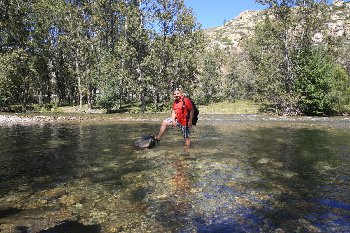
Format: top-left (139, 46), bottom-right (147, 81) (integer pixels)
top-left (182, 97), bottom-right (199, 125)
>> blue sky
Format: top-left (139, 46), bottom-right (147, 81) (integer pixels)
top-left (184, 0), bottom-right (266, 29)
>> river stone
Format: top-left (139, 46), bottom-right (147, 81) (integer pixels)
top-left (134, 135), bottom-right (157, 149)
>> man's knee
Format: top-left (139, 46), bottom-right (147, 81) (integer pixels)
top-left (162, 118), bottom-right (172, 126)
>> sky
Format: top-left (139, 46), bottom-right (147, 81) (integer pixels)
top-left (184, 0), bottom-right (266, 29)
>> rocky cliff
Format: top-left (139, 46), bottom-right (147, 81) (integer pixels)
top-left (204, 0), bottom-right (350, 49)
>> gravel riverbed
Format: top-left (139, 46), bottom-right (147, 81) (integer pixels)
top-left (0, 114), bottom-right (85, 125)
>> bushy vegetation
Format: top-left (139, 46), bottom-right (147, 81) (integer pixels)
top-left (0, 0), bottom-right (205, 113)
top-left (1, 0), bottom-right (350, 116)
top-left (227, 0), bottom-right (350, 115)
top-left (295, 48), bottom-right (350, 115)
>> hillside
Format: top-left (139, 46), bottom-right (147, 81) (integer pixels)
top-left (204, 0), bottom-right (350, 49)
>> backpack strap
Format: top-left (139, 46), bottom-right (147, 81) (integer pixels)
top-left (182, 97), bottom-right (192, 112)
top-left (182, 97), bottom-right (187, 110)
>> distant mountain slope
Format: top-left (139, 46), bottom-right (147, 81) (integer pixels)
top-left (204, 0), bottom-right (350, 49)
top-left (204, 10), bottom-right (265, 48)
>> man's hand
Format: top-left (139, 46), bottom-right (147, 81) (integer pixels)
top-left (187, 122), bottom-right (192, 129)
top-left (171, 111), bottom-right (176, 128)
top-left (187, 108), bottom-right (194, 129)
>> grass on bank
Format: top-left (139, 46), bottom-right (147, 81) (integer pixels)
top-left (198, 100), bottom-right (260, 114)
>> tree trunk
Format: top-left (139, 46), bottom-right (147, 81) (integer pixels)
top-left (21, 79), bottom-right (29, 112)
top-left (141, 87), bottom-right (146, 113)
top-left (284, 29), bottom-right (293, 93)
top-left (38, 91), bottom-right (43, 105)
top-left (75, 48), bottom-right (83, 109)
top-left (87, 86), bottom-right (92, 110)
top-left (48, 58), bottom-right (57, 105)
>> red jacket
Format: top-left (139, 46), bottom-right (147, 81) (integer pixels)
top-left (173, 97), bottom-right (193, 126)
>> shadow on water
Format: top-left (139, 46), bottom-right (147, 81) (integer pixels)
top-left (0, 124), bottom-right (81, 195)
top-left (0, 123), bottom-right (156, 196)
top-left (0, 207), bottom-right (22, 218)
top-left (0, 122), bottom-right (159, 231)
top-left (38, 221), bottom-right (101, 233)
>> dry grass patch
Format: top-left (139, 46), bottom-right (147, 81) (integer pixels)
top-left (199, 100), bottom-right (260, 114)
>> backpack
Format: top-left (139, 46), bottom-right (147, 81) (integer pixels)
top-left (182, 97), bottom-right (199, 125)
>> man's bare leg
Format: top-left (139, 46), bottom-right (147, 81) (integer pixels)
top-left (155, 119), bottom-right (172, 140)
top-left (185, 137), bottom-right (191, 147)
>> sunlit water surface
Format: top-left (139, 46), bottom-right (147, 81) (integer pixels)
top-left (0, 114), bottom-right (350, 233)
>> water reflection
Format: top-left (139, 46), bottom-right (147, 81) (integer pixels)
top-left (0, 116), bottom-right (349, 232)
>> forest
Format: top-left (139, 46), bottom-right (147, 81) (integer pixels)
top-left (1, 0), bottom-right (350, 116)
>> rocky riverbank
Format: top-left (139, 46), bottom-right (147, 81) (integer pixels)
top-left (0, 114), bottom-right (87, 125)
top-left (0, 113), bottom-right (165, 126)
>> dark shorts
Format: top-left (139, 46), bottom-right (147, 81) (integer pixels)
top-left (166, 117), bottom-right (190, 139)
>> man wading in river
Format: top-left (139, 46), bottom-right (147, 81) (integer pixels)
top-left (154, 88), bottom-right (194, 147)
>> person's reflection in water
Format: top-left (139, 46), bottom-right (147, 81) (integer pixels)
top-left (171, 155), bottom-right (192, 214)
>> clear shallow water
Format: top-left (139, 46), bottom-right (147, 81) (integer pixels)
top-left (0, 114), bottom-right (349, 233)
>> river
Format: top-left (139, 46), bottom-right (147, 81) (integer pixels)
top-left (0, 114), bottom-right (349, 232)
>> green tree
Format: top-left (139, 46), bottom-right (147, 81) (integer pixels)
top-left (244, 19), bottom-right (289, 112)
top-left (0, 0), bottom-right (204, 112)
top-left (195, 45), bottom-right (227, 104)
top-left (245, 0), bottom-right (329, 114)
top-left (95, 0), bottom-right (149, 112)
top-left (147, 0), bottom-right (204, 111)
top-left (295, 48), bottom-right (350, 115)
top-left (126, 0), bottom-right (152, 112)
top-left (0, 0), bottom-right (37, 110)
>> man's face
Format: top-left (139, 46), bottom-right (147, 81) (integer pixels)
top-left (173, 91), bottom-right (182, 101)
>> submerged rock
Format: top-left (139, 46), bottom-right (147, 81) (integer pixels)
top-left (134, 135), bottom-right (158, 149)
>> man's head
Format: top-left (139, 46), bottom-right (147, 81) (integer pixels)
top-left (173, 88), bottom-right (183, 101)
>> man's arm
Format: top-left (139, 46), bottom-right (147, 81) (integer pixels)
top-left (171, 109), bottom-right (176, 127)
top-left (187, 108), bottom-right (194, 128)
top-left (185, 98), bottom-right (194, 128)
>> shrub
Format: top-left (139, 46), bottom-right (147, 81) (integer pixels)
top-left (295, 48), bottom-right (350, 115)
